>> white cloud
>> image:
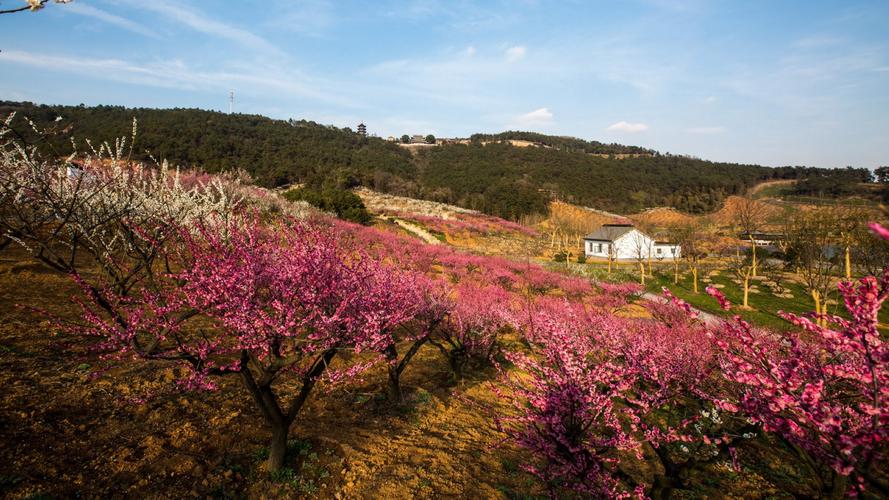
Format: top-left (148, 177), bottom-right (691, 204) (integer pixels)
top-left (703, 96), bottom-right (717, 103)
top-left (792, 36), bottom-right (844, 49)
top-left (0, 49), bottom-right (358, 108)
top-left (464, 46), bottom-right (477, 56)
top-left (120, 0), bottom-right (281, 56)
top-left (688, 126), bottom-right (726, 134)
top-left (65, 3), bottom-right (160, 39)
top-left (505, 45), bottom-right (526, 62)
top-left (514, 107), bottom-right (553, 127)
top-left (607, 121), bottom-right (648, 133)
top-left (267, 0), bottom-right (336, 37)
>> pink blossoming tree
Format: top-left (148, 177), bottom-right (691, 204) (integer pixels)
top-left (74, 218), bottom-right (416, 471)
top-left (704, 233), bottom-right (888, 496)
top-left (431, 282), bottom-right (512, 376)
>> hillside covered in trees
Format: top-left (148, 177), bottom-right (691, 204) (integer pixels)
top-left (1, 101), bottom-right (869, 218)
top-left (469, 131), bottom-right (654, 155)
top-left (0, 101), bottom-right (415, 189)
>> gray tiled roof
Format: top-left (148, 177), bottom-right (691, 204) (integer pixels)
top-left (583, 225), bottom-right (636, 242)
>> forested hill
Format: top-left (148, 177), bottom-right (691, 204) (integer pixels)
top-left (0, 101), bottom-right (415, 188)
top-left (469, 131), bottom-right (654, 155)
top-left (1, 101), bottom-right (867, 218)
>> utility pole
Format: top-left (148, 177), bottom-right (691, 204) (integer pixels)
top-left (229, 91), bottom-right (234, 114)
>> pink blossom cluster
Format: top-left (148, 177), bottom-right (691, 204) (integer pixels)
top-left (434, 283), bottom-right (514, 369)
top-left (707, 271), bottom-right (888, 494)
top-left (401, 212), bottom-right (540, 238)
top-left (73, 217), bottom-right (422, 390)
top-left (495, 291), bottom-right (722, 497)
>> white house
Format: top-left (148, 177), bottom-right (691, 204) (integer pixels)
top-left (583, 224), bottom-right (681, 261)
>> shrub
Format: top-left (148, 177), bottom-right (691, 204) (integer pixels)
top-left (282, 187), bottom-right (371, 225)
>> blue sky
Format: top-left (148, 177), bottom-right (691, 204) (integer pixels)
top-left (1, 0), bottom-right (888, 168)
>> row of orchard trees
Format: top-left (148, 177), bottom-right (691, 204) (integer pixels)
top-left (662, 198), bottom-right (888, 316)
top-left (1, 115), bottom-right (886, 497)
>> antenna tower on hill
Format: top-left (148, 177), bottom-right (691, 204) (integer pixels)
top-left (229, 91), bottom-right (234, 114)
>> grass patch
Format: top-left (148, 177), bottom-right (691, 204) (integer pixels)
top-left (647, 270), bottom-right (889, 331)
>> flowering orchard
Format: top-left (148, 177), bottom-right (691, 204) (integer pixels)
top-left (1, 117), bottom-right (886, 496)
top-left (395, 212), bottom-right (541, 239)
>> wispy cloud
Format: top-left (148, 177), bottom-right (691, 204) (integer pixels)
top-left (363, 46), bottom-right (555, 108)
top-left (64, 3), bottom-right (160, 39)
top-left (505, 45), bottom-right (526, 62)
top-left (0, 49), bottom-right (358, 108)
top-left (792, 35), bottom-right (844, 49)
top-left (121, 0), bottom-right (281, 56)
top-left (267, 0), bottom-right (336, 37)
top-left (512, 107), bottom-right (553, 128)
top-left (607, 121), bottom-right (648, 133)
top-left (687, 126), bottom-right (725, 134)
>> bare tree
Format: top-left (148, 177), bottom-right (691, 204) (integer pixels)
top-left (852, 218), bottom-right (889, 276)
top-left (831, 205), bottom-right (868, 280)
top-left (735, 197), bottom-right (768, 277)
top-left (722, 242), bottom-right (755, 309)
top-left (0, 112), bottom-right (238, 299)
top-left (783, 210), bottom-right (838, 327)
top-left (630, 230), bottom-right (651, 285)
top-left (675, 222), bottom-right (708, 292)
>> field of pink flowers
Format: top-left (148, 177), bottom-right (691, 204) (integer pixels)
top-left (1, 121), bottom-right (886, 498)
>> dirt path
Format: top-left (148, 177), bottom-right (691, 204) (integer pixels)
top-left (641, 291), bottom-right (722, 327)
top-left (379, 216), bottom-right (442, 245)
top-left (747, 179), bottom-right (796, 197)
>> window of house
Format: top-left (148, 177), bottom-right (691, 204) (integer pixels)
top-left (656, 247), bottom-right (662, 255)
top-left (596, 243), bottom-right (603, 252)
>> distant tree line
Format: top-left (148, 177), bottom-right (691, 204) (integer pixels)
top-left (1, 101), bottom-right (870, 220)
top-left (413, 142), bottom-right (838, 215)
top-left (786, 167), bottom-right (879, 199)
top-left (469, 131), bottom-right (655, 155)
top-left (0, 101), bottom-right (415, 190)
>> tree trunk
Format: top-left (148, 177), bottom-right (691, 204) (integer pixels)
top-left (829, 472), bottom-right (848, 500)
top-left (743, 275), bottom-right (750, 308)
top-left (750, 237), bottom-right (757, 277)
top-left (844, 245), bottom-right (852, 280)
top-left (267, 423), bottom-right (289, 472)
top-left (608, 255), bottom-right (612, 275)
top-left (639, 262), bottom-right (646, 285)
top-left (812, 290), bottom-right (822, 327)
top-left (673, 259), bottom-right (679, 284)
top-left (449, 349), bottom-right (466, 377)
top-left (387, 366), bottom-right (402, 404)
top-left (692, 266), bottom-right (699, 293)
top-left (384, 345), bottom-right (403, 405)
top-left (650, 445), bottom-right (689, 500)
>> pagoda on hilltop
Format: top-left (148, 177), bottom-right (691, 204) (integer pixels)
top-left (357, 123), bottom-right (367, 137)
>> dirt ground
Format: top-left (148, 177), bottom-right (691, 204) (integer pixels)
top-left (0, 246), bottom-right (828, 499)
top-left (0, 249), bottom-right (540, 499)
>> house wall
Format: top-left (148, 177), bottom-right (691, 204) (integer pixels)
top-left (652, 243), bottom-right (681, 260)
top-left (584, 229), bottom-right (681, 260)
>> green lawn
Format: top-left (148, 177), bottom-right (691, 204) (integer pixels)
top-left (541, 259), bottom-right (889, 332)
top-left (646, 268), bottom-right (889, 332)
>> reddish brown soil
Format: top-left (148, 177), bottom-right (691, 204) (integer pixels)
top-left (0, 249), bottom-right (536, 499)
top-left (0, 248), bottom-right (813, 498)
